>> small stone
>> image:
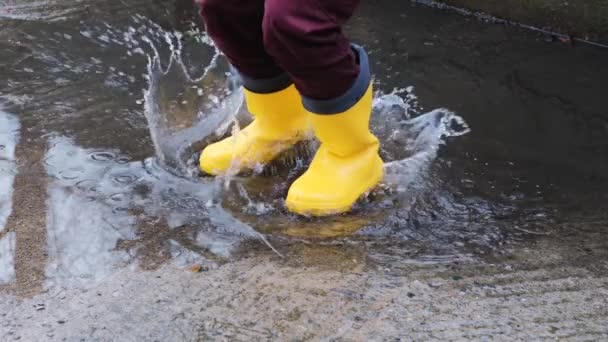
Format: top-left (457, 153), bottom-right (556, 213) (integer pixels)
top-left (286, 307), bottom-right (303, 322)
top-left (189, 264), bottom-right (203, 273)
top-left (309, 289), bottom-right (327, 296)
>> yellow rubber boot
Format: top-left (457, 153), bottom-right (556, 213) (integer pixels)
top-left (285, 84), bottom-right (384, 216)
top-left (200, 84), bottom-right (308, 175)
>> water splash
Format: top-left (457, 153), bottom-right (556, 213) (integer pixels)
top-left (110, 16), bottom-right (475, 238)
top-left (106, 17), bottom-right (477, 251)
top-left (127, 18), bottom-right (245, 175)
top-left (381, 106), bottom-right (471, 192)
top-left (9, 13), bottom-right (476, 285)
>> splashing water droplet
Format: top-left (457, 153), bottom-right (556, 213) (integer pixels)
top-left (89, 151), bottom-right (116, 162)
top-left (75, 179), bottom-right (98, 191)
top-left (59, 168), bottom-right (84, 180)
top-left (112, 207), bottom-right (129, 214)
top-left (109, 193), bottom-right (126, 202)
top-left (113, 174), bottom-right (137, 185)
top-left (115, 156), bottom-right (131, 164)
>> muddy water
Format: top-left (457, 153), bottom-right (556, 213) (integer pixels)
top-left (0, 0), bottom-right (607, 300)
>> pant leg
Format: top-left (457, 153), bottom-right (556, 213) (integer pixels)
top-left (262, 0), bottom-right (363, 103)
top-left (195, 0), bottom-right (284, 81)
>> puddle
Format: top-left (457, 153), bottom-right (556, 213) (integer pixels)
top-left (0, 111), bottom-right (20, 233)
top-left (44, 137), bottom-right (135, 288)
top-left (0, 110), bottom-right (19, 286)
top-left (15, 15), bottom-right (483, 288)
top-left (42, 135), bottom-right (266, 287)
top-left (0, 233), bottom-right (16, 285)
top-left (0, 0), bottom-right (606, 295)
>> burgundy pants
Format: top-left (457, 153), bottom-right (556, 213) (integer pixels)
top-left (195, 0), bottom-right (361, 102)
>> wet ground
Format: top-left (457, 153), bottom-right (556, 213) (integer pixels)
top-left (1, 0), bottom-right (607, 340)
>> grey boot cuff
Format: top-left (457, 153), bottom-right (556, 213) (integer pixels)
top-left (302, 44), bottom-right (372, 115)
top-left (239, 72), bottom-right (293, 94)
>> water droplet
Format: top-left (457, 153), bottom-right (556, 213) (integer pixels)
top-left (90, 151), bottom-right (115, 162)
top-left (112, 207), bottom-right (129, 214)
top-left (177, 197), bottom-right (201, 210)
top-left (109, 193), bottom-right (125, 202)
top-left (75, 179), bottom-right (98, 191)
top-left (113, 174), bottom-right (137, 184)
top-left (59, 168), bottom-right (84, 180)
top-left (115, 156), bottom-right (131, 164)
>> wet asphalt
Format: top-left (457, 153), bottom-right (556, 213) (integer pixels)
top-left (0, 0), bottom-right (607, 340)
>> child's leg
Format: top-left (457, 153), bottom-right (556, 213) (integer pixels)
top-left (261, 0), bottom-right (384, 216)
top-left (262, 0), bottom-right (362, 101)
top-left (196, 0), bottom-right (284, 81)
top-left (196, 0), bottom-right (309, 175)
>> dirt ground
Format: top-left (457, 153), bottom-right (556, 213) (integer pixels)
top-left (1, 240), bottom-right (607, 341)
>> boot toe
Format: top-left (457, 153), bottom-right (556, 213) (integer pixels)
top-left (286, 175), bottom-right (357, 216)
top-left (285, 152), bottom-right (384, 216)
top-left (199, 141), bottom-right (233, 175)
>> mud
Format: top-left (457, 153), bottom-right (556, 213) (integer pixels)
top-left (5, 139), bottom-right (49, 297)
